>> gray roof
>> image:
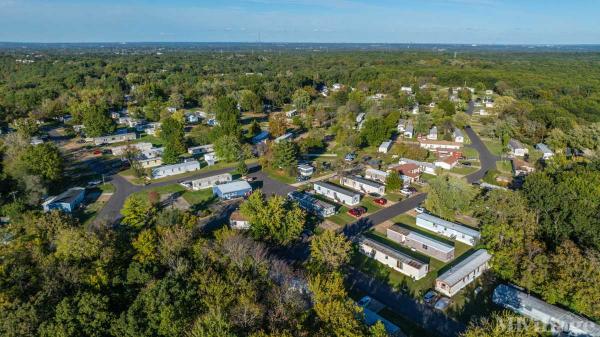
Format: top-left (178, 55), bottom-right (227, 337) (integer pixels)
top-left (288, 191), bottom-right (335, 211)
top-left (344, 175), bottom-right (384, 189)
top-left (314, 181), bottom-right (359, 198)
top-left (417, 213), bottom-right (480, 238)
top-left (214, 181), bottom-right (252, 194)
top-left (493, 284), bottom-right (600, 336)
top-left (436, 249), bottom-right (491, 286)
top-left (44, 187), bottom-right (85, 205)
top-left (453, 128), bottom-right (464, 138)
top-left (388, 225), bottom-right (454, 254)
top-left (509, 139), bottom-right (525, 149)
top-left (535, 143), bottom-right (553, 154)
top-left (360, 236), bottom-right (426, 269)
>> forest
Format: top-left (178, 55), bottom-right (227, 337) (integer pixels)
top-left (0, 48), bottom-right (599, 336)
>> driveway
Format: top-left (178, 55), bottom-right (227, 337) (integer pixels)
top-left (463, 126), bottom-right (499, 183)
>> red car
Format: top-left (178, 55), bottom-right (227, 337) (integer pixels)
top-left (348, 207), bottom-right (367, 218)
top-left (374, 198), bottom-right (387, 205)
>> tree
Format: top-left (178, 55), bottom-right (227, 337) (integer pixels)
top-left (292, 89), bottom-right (311, 111)
top-left (21, 143), bottom-right (64, 182)
top-left (215, 96), bottom-right (241, 137)
top-left (236, 159), bottom-right (249, 176)
top-left (214, 135), bottom-right (243, 163)
top-left (160, 117), bottom-right (186, 164)
top-left (424, 175), bottom-right (477, 220)
top-left (361, 117), bottom-right (392, 146)
top-left (122, 195), bottom-right (156, 230)
top-left (271, 140), bottom-right (298, 173)
top-left (240, 190), bottom-right (306, 246)
top-left (248, 119), bottom-right (261, 137)
top-left (310, 230), bottom-right (351, 271)
top-left (239, 90), bottom-right (262, 112)
top-left (268, 113), bottom-right (287, 137)
top-left (385, 171), bottom-right (403, 191)
top-left (168, 92), bottom-right (184, 108)
top-left (123, 146), bottom-right (145, 178)
top-left (10, 117), bottom-right (39, 137)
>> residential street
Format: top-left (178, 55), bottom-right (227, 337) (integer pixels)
top-left (464, 126), bottom-right (499, 183)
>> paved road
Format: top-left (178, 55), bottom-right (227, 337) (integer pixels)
top-left (94, 163), bottom-right (259, 225)
top-left (465, 100), bottom-right (475, 116)
top-left (464, 126), bottom-right (499, 183)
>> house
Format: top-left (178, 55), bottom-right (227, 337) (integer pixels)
top-left (143, 122), bottom-right (161, 136)
top-left (151, 160), bottom-right (200, 179)
top-left (512, 158), bottom-right (535, 177)
top-left (141, 147), bottom-right (163, 159)
top-left (387, 225), bottom-right (455, 262)
top-left (453, 128), bottom-right (464, 143)
top-left (298, 164), bottom-right (314, 177)
top-left (427, 126), bottom-right (438, 140)
top-left (313, 181), bottom-right (360, 206)
top-left (535, 143), bottom-right (554, 160)
top-left (288, 191), bottom-right (336, 218)
top-left (188, 144), bottom-right (214, 155)
top-left (508, 139), bottom-right (528, 157)
top-left (400, 86), bottom-right (413, 94)
top-left (331, 83), bottom-right (343, 92)
top-left (181, 173), bottom-right (232, 191)
top-left (285, 109), bottom-right (297, 118)
top-left (274, 132), bottom-right (294, 143)
top-left (213, 181), bottom-right (252, 200)
top-left (229, 211), bottom-right (250, 230)
top-left (393, 163), bottom-right (421, 185)
top-left (418, 139), bottom-right (462, 153)
top-left (397, 119), bottom-right (406, 133)
top-left (364, 168), bottom-right (389, 184)
top-left (251, 130), bottom-right (270, 144)
top-left (403, 121), bottom-right (414, 138)
top-left (340, 175), bottom-right (385, 196)
top-left (111, 142), bottom-right (154, 156)
top-left (416, 213), bottom-right (480, 246)
top-left (492, 284), bottom-right (600, 337)
top-left (359, 236), bottom-right (429, 280)
top-left (204, 152), bottom-right (218, 166)
top-left (30, 137), bottom-right (44, 145)
top-left (434, 156), bottom-right (459, 170)
top-left (378, 140), bottom-right (392, 154)
top-left (94, 132), bottom-right (136, 145)
top-left (138, 157), bottom-right (162, 168)
top-left (435, 249), bottom-right (491, 297)
top-left (356, 112), bottom-right (366, 124)
top-left (411, 103), bottom-right (419, 115)
top-left (397, 158), bottom-right (437, 175)
top-left (42, 187), bottom-right (85, 213)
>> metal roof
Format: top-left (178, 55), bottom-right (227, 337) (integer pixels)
top-left (214, 181), bottom-right (252, 194)
top-left (360, 236), bottom-right (426, 269)
top-left (388, 225), bottom-right (454, 254)
top-left (493, 284), bottom-right (600, 336)
top-left (343, 175), bottom-right (384, 189)
top-left (417, 213), bottom-right (480, 238)
top-left (436, 249), bottom-right (491, 286)
top-left (314, 181), bottom-right (359, 198)
top-left (44, 187), bottom-right (85, 206)
top-left (535, 143), bottom-right (553, 154)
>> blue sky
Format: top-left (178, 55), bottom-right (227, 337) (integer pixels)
top-left (0, 0), bottom-right (598, 44)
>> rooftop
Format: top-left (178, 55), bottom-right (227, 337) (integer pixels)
top-left (535, 143), bottom-right (553, 154)
top-left (436, 249), bottom-right (491, 286)
top-left (214, 180), bottom-right (252, 194)
top-left (360, 236), bottom-right (426, 270)
top-left (43, 187), bottom-right (85, 206)
top-left (417, 213), bottom-right (480, 238)
top-left (388, 225), bottom-right (454, 254)
top-left (314, 181), bottom-right (360, 198)
top-left (509, 139), bottom-right (525, 149)
top-left (343, 175), bottom-right (384, 189)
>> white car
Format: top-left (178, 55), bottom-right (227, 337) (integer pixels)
top-left (415, 207), bottom-right (425, 214)
top-left (87, 180), bottom-right (102, 187)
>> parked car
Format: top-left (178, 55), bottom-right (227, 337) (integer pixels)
top-left (415, 207), bottom-right (425, 214)
top-left (373, 198), bottom-right (387, 205)
top-left (347, 207), bottom-right (367, 218)
top-left (296, 175), bottom-right (310, 182)
top-left (400, 188), bottom-right (413, 196)
top-left (93, 149), bottom-right (102, 155)
top-left (344, 153), bottom-right (357, 162)
top-left (423, 290), bottom-right (438, 305)
top-left (87, 180), bottom-right (102, 187)
top-left (357, 296), bottom-right (372, 308)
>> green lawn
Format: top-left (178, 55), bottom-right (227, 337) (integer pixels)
top-left (482, 139), bottom-right (504, 156)
top-left (496, 160), bottom-right (513, 174)
top-left (419, 173), bottom-right (437, 183)
top-left (262, 167), bottom-right (297, 184)
top-left (450, 166), bottom-right (479, 175)
top-left (327, 197), bottom-right (382, 226)
top-left (461, 147), bottom-right (479, 159)
top-left (132, 184), bottom-right (216, 209)
top-left (98, 183), bottom-right (115, 193)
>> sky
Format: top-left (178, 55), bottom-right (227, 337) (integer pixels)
top-left (0, 0), bottom-right (599, 44)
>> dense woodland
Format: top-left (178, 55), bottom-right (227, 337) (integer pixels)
top-left (0, 49), bottom-right (599, 336)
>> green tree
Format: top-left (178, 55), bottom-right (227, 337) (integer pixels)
top-left (21, 143), bottom-right (64, 182)
top-left (361, 117), bottom-right (391, 146)
top-left (236, 159), bottom-right (249, 176)
top-left (292, 89), bottom-right (311, 111)
top-left (215, 96), bottom-right (241, 137)
top-left (122, 194), bottom-right (156, 230)
top-left (424, 175), bottom-right (477, 220)
top-left (10, 117), bottom-right (39, 137)
top-left (385, 171), bottom-right (403, 191)
top-left (268, 112), bottom-right (287, 137)
top-left (271, 140), bottom-right (298, 173)
top-left (461, 311), bottom-right (543, 337)
top-left (214, 135), bottom-right (242, 162)
top-left (310, 230), bottom-right (351, 271)
top-left (160, 117), bottom-right (186, 164)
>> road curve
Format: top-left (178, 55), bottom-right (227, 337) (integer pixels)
top-left (464, 126), bottom-right (499, 183)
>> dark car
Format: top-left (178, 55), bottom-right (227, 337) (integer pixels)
top-left (347, 206), bottom-right (367, 218)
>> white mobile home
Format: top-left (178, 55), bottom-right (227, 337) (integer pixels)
top-left (416, 213), bottom-right (480, 246)
top-left (427, 126), bottom-right (438, 140)
top-left (111, 142), bottom-right (153, 156)
top-left (418, 139), bottom-right (462, 153)
top-left (453, 128), bottom-right (464, 143)
top-left (359, 236), bottom-right (429, 280)
top-left (508, 139), bottom-right (528, 157)
top-left (94, 132), bottom-right (136, 145)
top-left (378, 140), bottom-right (392, 154)
top-left (274, 132), bottom-right (294, 143)
top-left (188, 144), bottom-right (214, 155)
top-left (493, 284), bottom-right (600, 337)
top-left (535, 143), bottom-right (554, 160)
top-left (403, 121), bottom-right (414, 138)
top-left (435, 249), bottom-right (491, 297)
top-left (397, 158), bottom-right (437, 176)
top-left (288, 191), bottom-right (336, 218)
top-left (138, 157), bottom-right (162, 168)
top-left (182, 173), bottom-right (232, 191)
top-left (313, 181), bottom-right (360, 206)
top-left (151, 160), bottom-right (200, 179)
top-left (387, 225), bottom-right (455, 262)
top-left (340, 175), bottom-right (385, 196)
top-left (364, 168), bottom-right (389, 184)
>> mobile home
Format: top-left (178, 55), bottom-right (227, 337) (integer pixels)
top-left (288, 191), bottom-right (336, 218)
top-left (340, 175), bottom-right (385, 196)
top-left (313, 181), bottom-right (360, 206)
top-left (435, 249), bottom-right (491, 297)
top-left (359, 236), bottom-right (429, 280)
top-left (416, 213), bottom-right (480, 246)
top-left (387, 225), bottom-right (455, 262)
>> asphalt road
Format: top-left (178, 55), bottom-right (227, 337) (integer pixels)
top-left (464, 126), bottom-right (499, 183)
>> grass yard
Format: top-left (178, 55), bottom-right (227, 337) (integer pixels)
top-left (327, 197), bottom-right (383, 226)
top-left (482, 139), bottom-right (504, 156)
top-left (450, 166), bottom-right (480, 175)
top-left (496, 160), bottom-right (513, 174)
top-left (419, 173), bottom-right (437, 183)
top-left (461, 146), bottom-right (479, 159)
top-left (98, 183), bottom-right (115, 193)
top-left (132, 184), bottom-right (216, 209)
top-left (262, 167), bottom-right (297, 184)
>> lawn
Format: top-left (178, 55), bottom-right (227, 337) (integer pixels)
top-left (450, 166), bottom-right (479, 175)
top-left (132, 184), bottom-right (216, 209)
top-left (482, 138), bottom-right (504, 156)
top-left (496, 160), bottom-right (513, 174)
top-left (461, 146), bottom-right (479, 159)
top-left (327, 197), bottom-right (382, 226)
top-left (262, 167), bottom-right (297, 184)
top-left (98, 183), bottom-right (115, 193)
